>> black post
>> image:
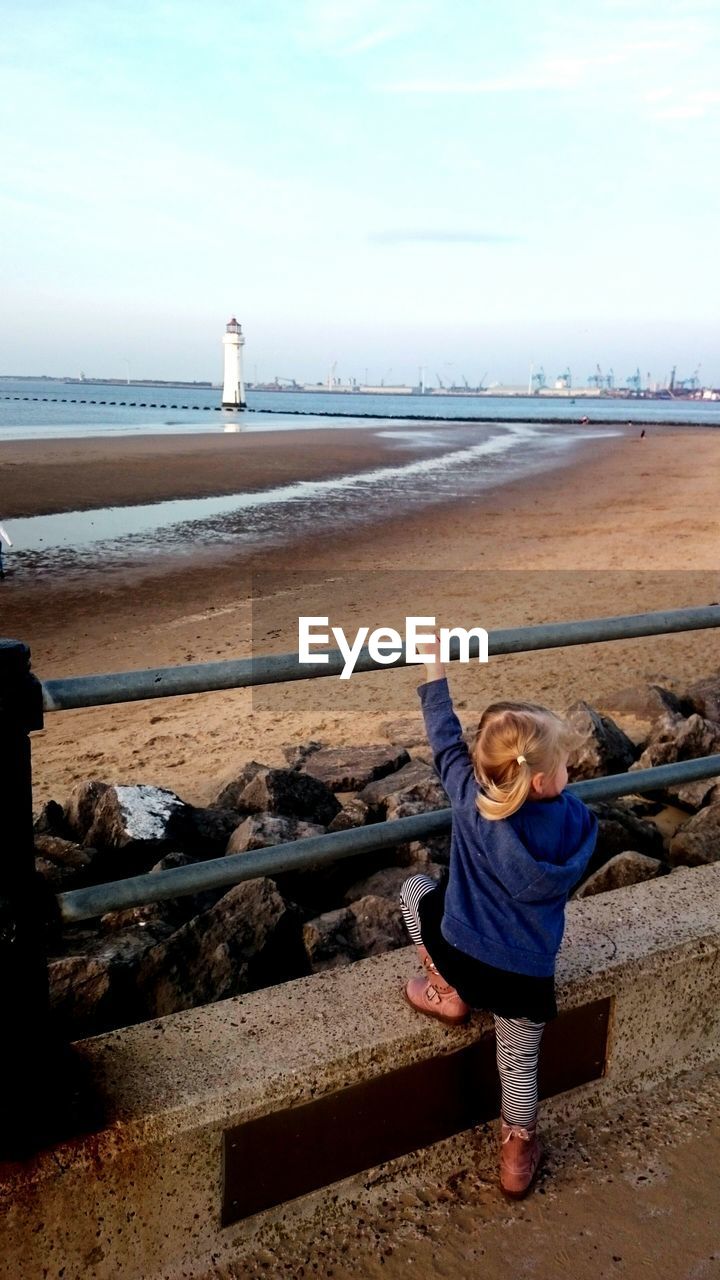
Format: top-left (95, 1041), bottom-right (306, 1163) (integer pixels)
top-left (0, 640), bottom-right (71, 1156)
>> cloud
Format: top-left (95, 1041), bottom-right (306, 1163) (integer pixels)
top-left (370, 230), bottom-right (519, 244)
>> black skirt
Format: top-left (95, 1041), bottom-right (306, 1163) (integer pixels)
top-left (418, 875), bottom-right (558, 1023)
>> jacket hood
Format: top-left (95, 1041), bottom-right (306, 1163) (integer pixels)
top-left (476, 791), bottom-right (598, 904)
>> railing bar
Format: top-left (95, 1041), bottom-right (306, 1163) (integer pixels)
top-left (41, 605), bottom-right (720, 711)
top-left (56, 753), bottom-right (720, 924)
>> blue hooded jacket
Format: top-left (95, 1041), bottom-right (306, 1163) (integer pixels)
top-left (418, 677), bottom-right (598, 977)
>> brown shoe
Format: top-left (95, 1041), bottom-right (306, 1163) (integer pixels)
top-left (403, 973), bottom-right (471, 1026)
top-left (499, 1117), bottom-right (543, 1198)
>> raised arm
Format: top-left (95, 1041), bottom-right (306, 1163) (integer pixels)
top-left (415, 640), bottom-right (475, 804)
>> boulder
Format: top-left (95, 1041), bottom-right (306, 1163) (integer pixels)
top-left (35, 856), bottom-right (88, 894)
top-left (565, 701), bottom-right (637, 780)
top-left (358, 759), bottom-right (435, 808)
top-left (64, 781), bottom-right (193, 877)
top-left (588, 802), bottom-right (665, 869)
top-left (213, 761), bottom-right (267, 812)
top-left (184, 806), bottom-right (245, 855)
top-left (303, 894), bottom-right (406, 972)
top-left (595, 684), bottom-right (689, 735)
top-left (574, 851), bottom-right (663, 898)
top-left (64, 780), bottom-right (112, 841)
top-left (135, 877), bottom-right (307, 1018)
top-left (395, 835), bottom-right (451, 868)
top-left (668, 802), bottom-right (720, 868)
top-left (327, 797), bottom-right (372, 832)
top-left (343, 862), bottom-right (443, 905)
top-left (33, 800), bottom-right (69, 838)
top-left (632, 713), bottom-right (720, 772)
top-left (385, 774), bottom-right (449, 819)
top-left (48, 955), bottom-right (113, 1038)
top-left (225, 814), bottom-right (325, 855)
top-left (350, 894), bottom-right (407, 956)
top-left (282, 742), bottom-right (411, 792)
top-left (239, 767), bottom-right (340, 826)
top-left (686, 674), bottom-right (720, 724)
top-left (666, 777), bottom-right (720, 812)
top-left (380, 716), bottom-right (428, 751)
top-left (48, 927), bottom-right (159, 1037)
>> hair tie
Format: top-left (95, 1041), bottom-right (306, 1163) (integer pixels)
top-left (516, 754), bottom-right (527, 765)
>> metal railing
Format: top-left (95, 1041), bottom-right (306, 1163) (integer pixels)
top-left (1, 603), bottom-right (719, 1149)
top-left (41, 604), bottom-right (720, 710)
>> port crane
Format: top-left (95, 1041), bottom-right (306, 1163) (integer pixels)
top-left (626, 368), bottom-right (642, 394)
top-left (675, 365), bottom-right (702, 391)
top-left (530, 366), bottom-right (546, 393)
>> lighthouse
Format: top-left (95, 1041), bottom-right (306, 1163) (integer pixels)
top-left (222, 317), bottom-right (246, 408)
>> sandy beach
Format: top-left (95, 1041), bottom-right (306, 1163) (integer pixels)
top-left (2, 424), bottom-right (719, 809)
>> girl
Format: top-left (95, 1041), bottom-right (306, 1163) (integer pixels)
top-left (400, 637), bottom-right (597, 1198)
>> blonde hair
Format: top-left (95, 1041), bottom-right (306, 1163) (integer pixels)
top-left (471, 700), bottom-right (579, 821)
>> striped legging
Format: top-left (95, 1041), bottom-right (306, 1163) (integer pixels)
top-left (400, 873), bottom-right (545, 1128)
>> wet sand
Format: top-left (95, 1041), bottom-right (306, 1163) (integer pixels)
top-left (0, 427), bottom-right (429, 518)
top-left (211, 1060), bottom-right (720, 1280)
top-left (2, 425), bottom-right (719, 809)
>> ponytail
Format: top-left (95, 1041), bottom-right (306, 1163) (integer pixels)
top-left (476, 757), bottom-right (533, 820)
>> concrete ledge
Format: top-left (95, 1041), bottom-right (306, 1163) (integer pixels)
top-left (2, 864), bottom-right (720, 1280)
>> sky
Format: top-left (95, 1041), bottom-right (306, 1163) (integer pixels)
top-left (1, 0), bottom-right (719, 386)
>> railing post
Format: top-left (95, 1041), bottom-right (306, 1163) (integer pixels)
top-left (0, 639), bottom-right (67, 1155)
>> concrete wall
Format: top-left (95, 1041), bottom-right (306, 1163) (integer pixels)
top-left (2, 863), bottom-right (720, 1280)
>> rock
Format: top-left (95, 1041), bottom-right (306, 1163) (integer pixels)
top-left (380, 716), bottom-right (427, 750)
top-left (303, 906), bottom-right (355, 971)
top-left (64, 780), bottom-right (112, 841)
top-left (574, 851), bottom-right (663, 898)
top-left (595, 684), bottom-right (689, 735)
top-left (327, 797), bottom-right (372, 832)
top-left (343, 863), bottom-right (443, 905)
top-left (565, 701), bottom-right (637, 780)
top-left (668, 802), bottom-right (720, 867)
top-left (48, 955), bottom-right (113, 1037)
top-left (588, 802), bottom-right (665, 868)
top-left (35, 857), bottom-right (87, 894)
top-left (350, 895), bottom-right (407, 956)
top-left (395, 836), bottom-right (451, 868)
top-left (33, 836), bottom-right (98, 893)
top-left (283, 742), bottom-right (411, 792)
top-left (666, 777), bottom-right (720, 811)
top-left (213, 761), bottom-right (267, 811)
top-left (385, 774), bottom-right (449, 819)
top-left (225, 814), bottom-right (326, 855)
top-left (48, 926), bottom-right (159, 1037)
top-left (33, 800), bottom-right (68, 837)
top-left (239, 767), bottom-right (341, 826)
top-left (632, 713), bottom-right (720, 772)
top-left (686, 674), bottom-right (720, 724)
top-left (185, 806), bottom-right (244, 854)
top-left (303, 895), bottom-right (406, 971)
top-left (135, 877), bottom-right (307, 1018)
top-left (63, 780), bottom-right (193, 876)
top-left (358, 759), bottom-right (435, 807)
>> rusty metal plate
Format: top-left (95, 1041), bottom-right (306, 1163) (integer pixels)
top-left (222, 997), bottom-right (610, 1224)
